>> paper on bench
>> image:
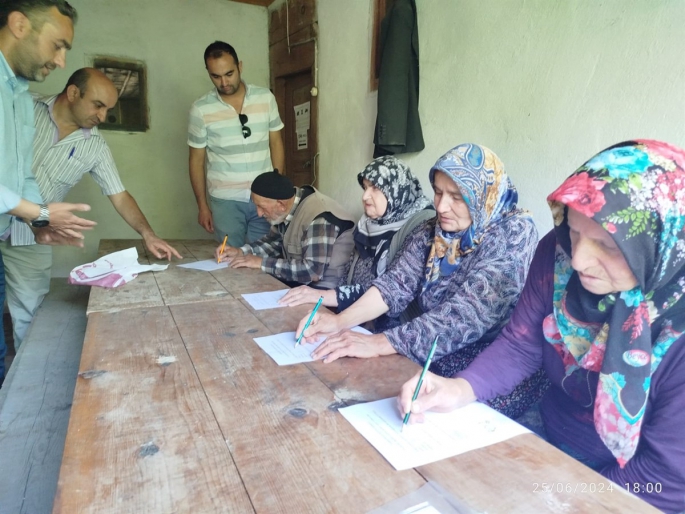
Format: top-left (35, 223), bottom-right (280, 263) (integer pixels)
top-left (241, 289), bottom-right (290, 310)
top-left (253, 326), bottom-right (372, 365)
top-left (177, 259), bottom-right (229, 272)
top-left (339, 397), bottom-right (529, 470)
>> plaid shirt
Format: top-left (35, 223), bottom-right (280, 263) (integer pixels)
top-left (240, 188), bottom-right (341, 284)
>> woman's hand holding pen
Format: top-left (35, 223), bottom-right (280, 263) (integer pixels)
top-left (396, 373), bottom-right (477, 425)
top-left (295, 310), bottom-right (341, 344)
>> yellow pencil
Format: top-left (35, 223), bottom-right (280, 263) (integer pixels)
top-left (217, 235), bottom-right (228, 264)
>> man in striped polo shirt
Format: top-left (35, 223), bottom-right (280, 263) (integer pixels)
top-left (188, 40), bottom-right (285, 248)
top-left (0, 67), bottom-right (181, 347)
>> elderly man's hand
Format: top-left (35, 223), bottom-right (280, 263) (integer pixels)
top-left (230, 254), bottom-right (263, 269)
top-left (215, 244), bottom-right (241, 263)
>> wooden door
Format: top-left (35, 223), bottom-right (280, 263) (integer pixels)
top-left (283, 71), bottom-right (315, 186)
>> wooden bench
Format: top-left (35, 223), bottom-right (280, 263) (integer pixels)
top-left (0, 279), bottom-right (89, 514)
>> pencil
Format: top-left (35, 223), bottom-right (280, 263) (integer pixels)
top-left (217, 235), bottom-right (228, 264)
top-left (295, 296), bottom-right (323, 347)
top-left (402, 334), bottom-right (441, 431)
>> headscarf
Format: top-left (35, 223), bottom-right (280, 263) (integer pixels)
top-left (423, 143), bottom-right (523, 289)
top-left (353, 156), bottom-right (432, 276)
top-left (544, 140), bottom-right (685, 467)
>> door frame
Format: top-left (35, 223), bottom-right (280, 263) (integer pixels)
top-left (269, 0), bottom-right (318, 186)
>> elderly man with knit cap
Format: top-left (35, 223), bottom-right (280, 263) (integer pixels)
top-left (215, 171), bottom-right (355, 288)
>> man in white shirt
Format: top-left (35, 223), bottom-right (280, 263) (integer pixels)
top-left (188, 40), bottom-right (285, 247)
top-left (1, 67), bottom-right (181, 347)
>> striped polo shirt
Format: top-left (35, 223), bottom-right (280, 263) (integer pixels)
top-left (10, 94), bottom-right (125, 245)
top-left (187, 82), bottom-right (283, 202)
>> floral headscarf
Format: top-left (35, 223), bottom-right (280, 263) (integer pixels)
top-left (354, 156), bottom-right (432, 276)
top-left (545, 140), bottom-right (685, 467)
top-left (423, 143), bottom-right (523, 289)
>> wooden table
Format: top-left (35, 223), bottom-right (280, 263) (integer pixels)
top-left (53, 240), bottom-right (658, 513)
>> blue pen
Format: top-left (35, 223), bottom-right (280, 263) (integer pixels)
top-left (295, 296), bottom-right (323, 347)
top-left (68, 147), bottom-right (75, 159)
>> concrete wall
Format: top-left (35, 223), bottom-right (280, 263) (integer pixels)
top-left (28, 0), bottom-right (685, 273)
top-left (316, 0), bottom-right (685, 236)
top-left (29, 0), bottom-right (270, 275)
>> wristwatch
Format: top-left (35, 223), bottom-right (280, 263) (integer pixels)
top-left (30, 204), bottom-right (50, 228)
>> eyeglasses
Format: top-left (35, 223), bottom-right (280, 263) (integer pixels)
top-left (239, 114), bottom-right (251, 139)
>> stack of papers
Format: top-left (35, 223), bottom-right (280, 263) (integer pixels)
top-left (253, 326), bottom-right (372, 365)
top-left (339, 398), bottom-right (529, 470)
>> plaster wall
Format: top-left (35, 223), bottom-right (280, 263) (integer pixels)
top-left (29, 0), bottom-right (270, 275)
top-left (316, 0), bottom-right (685, 236)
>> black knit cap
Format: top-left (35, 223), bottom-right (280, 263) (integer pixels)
top-left (250, 170), bottom-right (295, 200)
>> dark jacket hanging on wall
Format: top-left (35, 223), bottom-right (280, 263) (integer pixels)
top-left (373, 0), bottom-right (424, 157)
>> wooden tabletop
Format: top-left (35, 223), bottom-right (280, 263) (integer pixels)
top-left (54, 240), bottom-right (659, 513)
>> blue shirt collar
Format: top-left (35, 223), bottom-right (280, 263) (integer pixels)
top-left (0, 50), bottom-right (29, 94)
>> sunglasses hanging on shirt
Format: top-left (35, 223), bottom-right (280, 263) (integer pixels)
top-left (239, 114), bottom-right (251, 139)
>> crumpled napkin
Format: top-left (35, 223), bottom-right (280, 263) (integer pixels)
top-left (68, 247), bottom-right (168, 288)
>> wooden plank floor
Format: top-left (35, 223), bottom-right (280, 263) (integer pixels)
top-left (54, 307), bottom-right (254, 514)
top-left (0, 280), bottom-right (89, 514)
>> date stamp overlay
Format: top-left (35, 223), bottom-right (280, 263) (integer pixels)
top-left (533, 482), bottom-right (615, 494)
top-left (533, 482), bottom-right (663, 495)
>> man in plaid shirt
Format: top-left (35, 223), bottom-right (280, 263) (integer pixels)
top-left (216, 171), bottom-right (355, 289)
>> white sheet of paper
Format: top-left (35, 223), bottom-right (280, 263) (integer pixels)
top-left (253, 326), bottom-right (372, 365)
top-left (241, 289), bottom-right (290, 310)
top-left (401, 504), bottom-right (442, 514)
top-left (177, 259), bottom-right (229, 272)
top-left (339, 398), bottom-right (530, 471)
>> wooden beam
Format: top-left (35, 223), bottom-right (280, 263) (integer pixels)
top-left (228, 0), bottom-right (274, 7)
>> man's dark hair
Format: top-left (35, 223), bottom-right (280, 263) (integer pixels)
top-left (204, 41), bottom-right (239, 67)
top-left (0, 0), bottom-right (77, 31)
top-left (62, 67), bottom-right (90, 97)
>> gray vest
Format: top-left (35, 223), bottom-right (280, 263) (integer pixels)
top-left (282, 189), bottom-right (355, 289)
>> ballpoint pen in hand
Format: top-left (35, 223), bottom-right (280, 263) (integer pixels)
top-left (295, 296), bottom-right (323, 347)
top-left (402, 334), bottom-right (441, 430)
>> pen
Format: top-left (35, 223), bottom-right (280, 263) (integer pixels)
top-left (402, 334), bottom-right (441, 431)
top-left (68, 147), bottom-right (75, 159)
top-left (217, 235), bottom-right (228, 264)
top-left (295, 296), bottom-right (323, 347)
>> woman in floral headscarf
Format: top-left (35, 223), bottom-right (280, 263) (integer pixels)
top-left (398, 140), bottom-right (685, 513)
top-left (297, 143), bottom-right (547, 418)
top-left (280, 156), bottom-right (434, 329)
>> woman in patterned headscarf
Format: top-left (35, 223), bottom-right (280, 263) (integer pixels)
top-left (281, 156), bottom-right (434, 327)
top-left (398, 140), bottom-right (685, 513)
top-left (297, 143), bottom-right (547, 419)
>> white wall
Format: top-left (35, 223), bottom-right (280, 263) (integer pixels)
top-left (29, 0), bottom-right (270, 276)
top-left (316, 0), bottom-right (685, 236)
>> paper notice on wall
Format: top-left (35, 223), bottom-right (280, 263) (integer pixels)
top-left (297, 130), bottom-right (308, 149)
top-left (295, 101), bottom-right (310, 150)
top-left (294, 101), bottom-right (310, 131)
